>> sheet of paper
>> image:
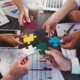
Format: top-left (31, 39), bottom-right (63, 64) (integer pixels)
top-left (0, 0), bottom-right (15, 10)
top-left (56, 23), bottom-right (77, 59)
top-left (0, 49), bottom-right (23, 76)
top-left (4, 6), bottom-right (19, 18)
top-left (0, 48), bottom-right (64, 80)
top-left (0, 7), bottom-right (10, 26)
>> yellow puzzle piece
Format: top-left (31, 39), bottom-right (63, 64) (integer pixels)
top-left (23, 34), bottom-right (37, 44)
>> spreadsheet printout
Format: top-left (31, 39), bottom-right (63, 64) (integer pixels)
top-left (0, 49), bottom-right (64, 80)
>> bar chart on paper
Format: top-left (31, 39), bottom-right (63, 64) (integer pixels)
top-left (19, 49), bottom-right (64, 80)
top-left (0, 49), bottom-right (64, 80)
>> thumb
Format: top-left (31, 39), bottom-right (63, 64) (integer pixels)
top-left (60, 36), bottom-right (71, 43)
top-left (45, 50), bottom-right (54, 57)
top-left (15, 40), bottom-right (23, 46)
top-left (46, 25), bottom-right (50, 33)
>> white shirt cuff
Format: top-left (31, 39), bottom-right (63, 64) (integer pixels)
top-left (71, 58), bottom-right (80, 74)
top-left (75, 0), bottom-right (80, 7)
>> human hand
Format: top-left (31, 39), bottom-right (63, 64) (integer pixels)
top-left (67, 10), bottom-right (80, 22)
top-left (40, 47), bottom-right (71, 71)
top-left (0, 34), bottom-right (24, 46)
top-left (42, 16), bottom-right (57, 37)
top-left (59, 30), bottom-right (80, 49)
top-left (2, 54), bottom-right (31, 80)
top-left (18, 7), bottom-right (33, 26)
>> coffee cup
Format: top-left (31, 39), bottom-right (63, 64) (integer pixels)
top-left (28, 1), bottom-right (40, 18)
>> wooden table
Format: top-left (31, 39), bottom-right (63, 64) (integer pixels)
top-left (0, 11), bottom-right (80, 80)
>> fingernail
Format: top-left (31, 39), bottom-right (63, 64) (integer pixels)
top-left (60, 39), bottom-right (63, 43)
top-left (45, 50), bottom-right (49, 54)
top-left (24, 20), bottom-right (26, 23)
top-left (27, 19), bottom-right (31, 22)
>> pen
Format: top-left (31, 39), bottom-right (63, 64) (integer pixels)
top-left (63, 24), bottom-right (75, 37)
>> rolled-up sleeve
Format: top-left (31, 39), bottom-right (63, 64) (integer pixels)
top-left (71, 58), bottom-right (80, 74)
top-left (75, 0), bottom-right (80, 7)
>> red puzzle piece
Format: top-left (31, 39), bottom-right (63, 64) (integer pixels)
top-left (24, 20), bottom-right (37, 29)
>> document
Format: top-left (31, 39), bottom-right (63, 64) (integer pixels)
top-left (0, 48), bottom-right (64, 80)
top-left (0, 7), bottom-right (10, 26)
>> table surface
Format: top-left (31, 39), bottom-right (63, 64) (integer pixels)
top-left (0, 11), bottom-right (80, 80)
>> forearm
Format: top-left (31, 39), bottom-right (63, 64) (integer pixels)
top-left (0, 34), bottom-right (4, 42)
top-left (1, 74), bottom-right (17, 80)
top-left (13, 0), bottom-right (25, 11)
top-left (51, 0), bottom-right (78, 22)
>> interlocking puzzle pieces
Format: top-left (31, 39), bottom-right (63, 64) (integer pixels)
top-left (48, 36), bottom-right (61, 47)
top-left (34, 29), bottom-right (47, 38)
top-left (24, 20), bottom-right (37, 29)
top-left (36, 40), bottom-right (48, 55)
top-left (23, 34), bottom-right (37, 44)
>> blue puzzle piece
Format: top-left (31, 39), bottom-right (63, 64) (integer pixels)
top-left (48, 36), bottom-right (61, 47)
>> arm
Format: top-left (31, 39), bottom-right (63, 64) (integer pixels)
top-left (42, 0), bottom-right (79, 37)
top-left (1, 54), bottom-right (31, 80)
top-left (13, 0), bottom-right (25, 12)
top-left (51, 0), bottom-right (78, 22)
top-left (13, 0), bottom-right (30, 26)
top-left (0, 34), bottom-right (23, 46)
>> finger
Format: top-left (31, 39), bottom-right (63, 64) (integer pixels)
top-left (45, 50), bottom-right (53, 56)
top-left (18, 13), bottom-right (24, 26)
top-left (25, 13), bottom-right (31, 23)
top-left (13, 34), bottom-right (24, 38)
top-left (64, 32), bottom-right (69, 36)
top-left (25, 58), bottom-right (31, 69)
top-left (40, 54), bottom-right (47, 59)
top-left (13, 39), bottom-right (24, 46)
top-left (48, 47), bottom-right (54, 50)
top-left (30, 16), bottom-right (33, 20)
top-left (51, 30), bottom-right (54, 35)
top-left (60, 42), bottom-right (72, 49)
top-left (50, 29), bottom-right (54, 36)
top-left (21, 60), bottom-right (25, 65)
top-left (46, 58), bottom-right (52, 66)
top-left (58, 36), bottom-right (63, 39)
top-left (60, 35), bottom-right (71, 43)
top-left (18, 54), bottom-right (27, 63)
top-left (46, 25), bottom-right (50, 33)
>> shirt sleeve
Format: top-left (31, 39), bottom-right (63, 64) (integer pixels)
top-left (71, 58), bottom-right (80, 74)
top-left (75, 0), bottom-right (80, 7)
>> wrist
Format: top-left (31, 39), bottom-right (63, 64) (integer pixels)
top-left (19, 6), bottom-right (28, 12)
top-left (0, 34), bottom-right (4, 42)
top-left (1, 73), bottom-right (18, 80)
top-left (65, 59), bottom-right (72, 71)
top-left (50, 13), bottom-right (60, 23)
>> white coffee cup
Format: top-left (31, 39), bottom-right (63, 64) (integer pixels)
top-left (27, 1), bottom-right (40, 18)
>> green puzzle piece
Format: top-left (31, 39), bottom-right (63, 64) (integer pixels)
top-left (36, 40), bottom-right (48, 55)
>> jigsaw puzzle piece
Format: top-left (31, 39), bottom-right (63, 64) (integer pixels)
top-left (24, 20), bottom-right (37, 29)
top-left (36, 40), bottom-right (48, 55)
top-left (48, 36), bottom-right (61, 47)
top-left (35, 29), bottom-right (47, 38)
top-left (23, 34), bottom-right (37, 44)
top-left (22, 45), bottom-right (36, 56)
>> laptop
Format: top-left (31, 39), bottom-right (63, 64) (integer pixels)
top-left (41, 0), bottom-right (66, 11)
